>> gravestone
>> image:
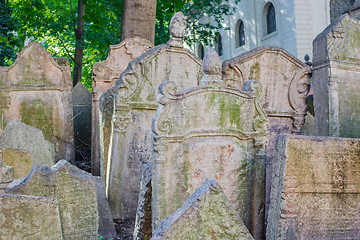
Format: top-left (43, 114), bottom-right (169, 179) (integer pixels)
top-left (92, 37), bottom-right (153, 176)
top-left (0, 194), bottom-right (63, 239)
top-left (351, 0), bottom-right (360, 19)
top-left (152, 49), bottom-right (268, 239)
top-left (267, 134), bottom-right (360, 239)
top-left (152, 179), bottom-right (254, 240)
top-left (72, 82), bottom-right (92, 169)
top-left (0, 41), bottom-right (74, 161)
top-left (222, 46), bottom-right (311, 225)
top-left (0, 120), bottom-right (54, 176)
top-left (101, 12), bottom-right (203, 219)
top-left (6, 160), bottom-right (98, 240)
top-left (313, 14), bottom-right (360, 138)
top-left (0, 149), bottom-right (14, 195)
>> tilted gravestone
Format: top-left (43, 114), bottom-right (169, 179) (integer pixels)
top-left (0, 42), bottom-right (74, 161)
top-left (0, 120), bottom-right (54, 178)
top-left (101, 12), bottom-right (203, 219)
top-left (267, 134), bottom-right (360, 239)
top-left (151, 179), bottom-right (254, 240)
top-left (313, 14), bottom-right (360, 138)
top-left (0, 194), bottom-right (63, 240)
top-left (92, 37), bottom-right (153, 176)
top-left (6, 160), bottom-right (98, 240)
top-left (222, 46), bottom-right (311, 224)
top-left (0, 149), bottom-right (14, 195)
top-left (152, 49), bottom-right (268, 239)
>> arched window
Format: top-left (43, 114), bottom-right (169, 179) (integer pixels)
top-left (235, 19), bottom-right (245, 48)
top-left (215, 33), bottom-right (223, 56)
top-left (330, 0), bottom-right (355, 22)
top-left (266, 3), bottom-right (276, 34)
top-left (198, 43), bottom-right (204, 60)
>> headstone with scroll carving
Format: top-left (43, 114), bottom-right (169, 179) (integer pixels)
top-left (313, 14), bottom-right (360, 138)
top-left (222, 47), bottom-right (311, 224)
top-left (92, 37), bottom-right (153, 176)
top-left (152, 49), bottom-right (268, 239)
top-left (152, 179), bottom-right (254, 240)
top-left (0, 42), bottom-right (74, 161)
top-left (267, 134), bottom-right (360, 239)
top-left (6, 160), bottom-right (98, 240)
top-left (101, 12), bottom-right (203, 219)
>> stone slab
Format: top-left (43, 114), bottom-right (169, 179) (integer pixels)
top-left (6, 160), bottom-right (98, 240)
top-left (267, 134), bottom-right (360, 239)
top-left (0, 194), bottom-right (63, 240)
top-left (151, 179), bottom-right (254, 240)
top-left (2, 147), bottom-right (33, 179)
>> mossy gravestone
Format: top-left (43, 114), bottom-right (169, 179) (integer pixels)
top-left (0, 149), bottom-right (14, 195)
top-left (101, 12), bottom-right (203, 219)
top-left (267, 135), bottom-right (360, 239)
top-left (151, 179), bottom-right (254, 240)
top-left (92, 37), bottom-right (153, 176)
top-left (6, 160), bottom-right (98, 240)
top-left (0, 194), bottom-right (63, 240)
top-left (152, 49), bottom-right (268, 239)
top-left (0, 41), bottom-right (74, 161)
top-left (313, 14), bottom-right (360, 138)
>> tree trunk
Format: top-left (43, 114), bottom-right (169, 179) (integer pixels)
top-left (73, 0), bottom-right (85, 86)
top-left (121, 0), bottom-right (157, 44)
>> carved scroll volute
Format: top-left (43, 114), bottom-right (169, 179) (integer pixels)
top-left (289, 69), bottom-right (310, 134)
top-left (116, 62), bottom-right (142, 104)
top-left (223, 63), bottom-right (244, 89)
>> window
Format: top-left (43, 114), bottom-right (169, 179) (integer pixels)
top-left (235, 19), bottom-right (245, 48)
top-left (215, 33), bottom-right (223, 56)
top-left (266, 3), bottom-right (276, 34)
top-left (198, 44), bottom-right (204, 60)
top-left (330, 0), bottom-right (355, 22)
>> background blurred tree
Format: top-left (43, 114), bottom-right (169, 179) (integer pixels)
top-left (1, 0), bottom-right (239, 88)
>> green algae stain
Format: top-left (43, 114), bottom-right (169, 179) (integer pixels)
top-left (248, 62), bottom-right (260, 81)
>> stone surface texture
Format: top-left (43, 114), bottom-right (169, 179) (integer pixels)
top-left (6, 160), bottom-right (98, 240)
top-left (0, 149), bottom-right (14, 195)
top-left (151, 179), bottom-right (254, 240)
top-left (313, 14), bottom-right (360, 138)
top-left (101, 12), bottom-right (203, 219)
top-left (0, 120), bottom-right (54, 177)
top-left (152, 50), bottom-right (268, 239)
top-left (0, 42), bottom-right (74, 161)
top-left (0, 194), bottom-right (63, 240)
top-left (267, 134), bottom-right (360, 239)
top-left (92, 37), bottom-right (153, 176)
top-left (222, 46), bottom-right (311, 227)
top-left (351, 0), bottom-right (360, 19)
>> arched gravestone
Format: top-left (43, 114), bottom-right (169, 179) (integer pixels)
top-left (0, 42), bottom-right (74, 161)
top-left (313, 14), bottom-right (360, 138)
top-left (92, 37), bottom-right (153, 176)
top-left (152, 50), bottom-right (268, 239)
top-left (222, 47), bottom-right (311, 223)
top-left (100, 12), bottom-right (203, 219)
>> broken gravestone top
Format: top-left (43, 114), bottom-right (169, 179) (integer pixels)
top-left (0, 120), bottom-right (54, 166)
top-left (152, 179), bottom-right (254, 240)
top-left (6, 160), bottom-right (98, 240)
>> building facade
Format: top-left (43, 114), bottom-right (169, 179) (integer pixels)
top-left (194, 0), bottom-right (356, 62)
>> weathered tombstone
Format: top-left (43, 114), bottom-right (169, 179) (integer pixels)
top-left (152, 49), bottom-right (268, 239)
top-left (72, 82), bottom-right (92, 169)
top-left (134, 162), bottom-right (153, 240)
top-left (102, 12), bottom-right (203, 219)
top-left (0, 41), bottom-right (74, 161)
top-left (152, 179), bottom-right (254, 240)
top-left (267, 134), bottom-right (360, 239)
top-left (0, 194), bottom-right (63, 239)
top-left (222, 46), bottom-right (311, 225)
top-left (351, 0), bottom-right (360, 19)
top-left (0, 120), bottom-right (54, 174)
top-left (0, 149), bottom-right (14, 195)
top-left (6, 160), bottom-right (98, 240)
top-left (313, 14), bottom-right (360, 138)
top-left (92, 37), bottom-right (153, 176)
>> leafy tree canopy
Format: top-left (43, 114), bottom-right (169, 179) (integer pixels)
top-left (1, 0), bottom-right (240, 88)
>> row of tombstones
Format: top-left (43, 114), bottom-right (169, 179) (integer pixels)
top-left (0, 11), bottom-right (359, 239)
